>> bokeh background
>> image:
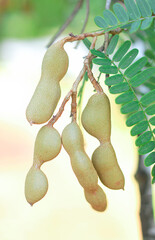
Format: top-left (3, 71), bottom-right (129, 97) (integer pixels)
top-left (0, 1), bottom-right (154, 239)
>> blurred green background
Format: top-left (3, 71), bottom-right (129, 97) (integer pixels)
top-left (0, 0), bottom-right (105, 39)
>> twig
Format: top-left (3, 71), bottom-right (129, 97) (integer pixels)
top-left (47, 0), bottom-right (84, 48)
top-left (71, 92), bottom-right (77, 122)
top-left (61, 28), bottom-right (122, 45)
top-left (84, 37), bottom-right (104, 93)
top-left (48, 91), bottom-right (72, 126)
top-left (48, 66), bottom-right (86, 126)
top-left (75, 0), bottom-right (90, 48)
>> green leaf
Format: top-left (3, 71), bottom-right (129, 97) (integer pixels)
top-left (105, 74), bottom-right (124, 86)
top-left (94, 16), bottom-right (108, 28)
top-left (148, 0), bottom-right (155, 14)
top-left (115, 91), bottom-right (135, 104)
top-left (141, 17), bottom-right (153, 30)
top-left (135, 131), bottom-right (153, 146)
top-left (152, 177), bottom-right (155, 184)
top-left (91, 49), bottom-right (106, 58)
top-left (136, 0), bottom-right (152, 17)
top-left (149, 116), bottom-right (155, 126)
top-left (113, 40), bottom-right (131, 62)
top-left (145, 104), bottom-right (155, 115)
top-left (99, 65), bottom-right (118, 74)
top-left (82, 38), bottom-right (91, 49)
top-left (139, 141), bottom-right (155, 155)
top-left (144, 152), bottom-right (155, 167)
top-left (124, 0), bottom-right (141, 20)
top-left (113, 3), bottom-right (129, 23)
top-left (153, 129), bottom-right (155, 134)
top-left (130, 120), bottom-right (148, 136)
top-left (129, 20), bottom-right (141, 33)
top-left (124, 57), bottom-right (147, 78)
top-left (118, 49), bottom-right (139, 69)
top-left (126, 111), bottom-right (145, 127)
top-left (129, 67), bottom-right (155, 87)
top-left (106, 35), bottom-right (119, 55)
top-left (121, 101), bottom-right (139, 114)
top-left (103, 10), bottom-right (118, 26)
top-left (140, 89), bottom-right (155, 107)
top-left (92, 58), bottom-right (111, 65)
top-left (109, 82), bottom-right (129, 94)
top-left (152, 165), bottom-right (155, 176)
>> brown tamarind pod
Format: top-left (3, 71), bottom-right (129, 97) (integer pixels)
top-left (92, 143), bottom-right (125, 190)
top-left (33, 124), bottom-right (61, 166)
top-left (62, 122), bottom-right (98, 191)
top-left (26, 41), bottom-right (69, 124)
top-left (84, 185), bottom-right (107, 212)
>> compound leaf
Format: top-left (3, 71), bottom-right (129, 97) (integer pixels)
top-left (109, 82), bottom-right (129, 94)
top-left (103, 9), bottom-right (118, 26)
top-left (126, 111), bottom-right (145, 127)
top-left (124, 56), bottom-right (147, 78)
top-left (105, 74), bottom-right (124, 86)
top-left (136, 0), bottom-right (152, 17)
top-left (135, 131), bottom-right (153, 146)
top-left (130, 120), bottom-right (148, 136)
top-left (106, 35), bottom-right (119, 55)
top-left (145, 104), bottom-right (155, 115)
top-left (113, 3), bottom-right (129, 22)
top-left (115, 91), bottom-right (135, 104)
top-left (121, 101), bottom-right (139, 114)
top-left (118, 49), bottom-right (139, 69)
top-left (113, 40), bottom-right (131, 62)
top-left (144, 152), bottom-right (155, 166)
top-left (139, 141), bottom-right (155, 155)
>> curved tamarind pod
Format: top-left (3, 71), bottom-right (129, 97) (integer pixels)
top-left (62, 122), bottom-right (98, 191)
top-left (84, 185), bottom-right (107, 212)
top-left (81, 93), bottom-right (111, 143)
top-left (92, 143), bottom-right (125, 190)
top-left (25, 166), bottom-right (48, 206)
top-left (33, 124), bottom-right (61, 166)
top-left (26, 41), bottom-right (69, 124)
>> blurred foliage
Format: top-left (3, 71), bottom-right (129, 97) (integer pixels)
top-left (0, 0), bottom-right (106, 39)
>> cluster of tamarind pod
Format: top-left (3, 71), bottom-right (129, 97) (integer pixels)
top-left (25, 39), bottom-right (125, 212)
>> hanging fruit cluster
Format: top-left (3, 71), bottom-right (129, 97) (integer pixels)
top-left (25, 38), bottom-right (125, 212)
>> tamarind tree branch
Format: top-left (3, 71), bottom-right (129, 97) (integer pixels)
top-left (62, 28), bottom-right (122, 44)
top-left (47, 0), bottom-right (84, 48)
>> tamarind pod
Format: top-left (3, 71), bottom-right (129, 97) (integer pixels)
top-left (71, 151), bottom-right (98, 191)
top-left (25, 166), bottom-right (48, 206)
top-left (62, 122), bottom-right (84, 155)
top-left (84, 185), bottom-right (107, 212)
top-left (92, 142), bottom-right (125, 190)
top-left (26, 41), bottom-right (69, 124)
top-left (62, 122), bottom-right (98, 191)
top-left (81, 93), bottom-right (111, 143)
top-left (33, 124), bottom-right (61, 166)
